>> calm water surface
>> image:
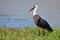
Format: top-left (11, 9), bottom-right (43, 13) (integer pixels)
top-left (0, 16), bottom-right (60, 28)
top-left (0, 0), bottom-right (60, 28)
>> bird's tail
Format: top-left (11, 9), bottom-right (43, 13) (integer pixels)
top-left (46, 27), bottom-right (53, 32)
top-left (46, 26), bottom-right (53, 32)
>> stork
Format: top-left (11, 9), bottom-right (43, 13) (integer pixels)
top-left (29, 5), bottom-right (53, 36)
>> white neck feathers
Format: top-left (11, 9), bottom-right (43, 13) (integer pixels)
top-left (33, 7), bottom-right (38, 16)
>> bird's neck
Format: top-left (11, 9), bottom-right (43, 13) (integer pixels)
top-left (33, 8), bottom-right (37, 16)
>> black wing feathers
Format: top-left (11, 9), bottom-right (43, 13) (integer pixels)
top-left (33, 15), bottom-right (53, 32)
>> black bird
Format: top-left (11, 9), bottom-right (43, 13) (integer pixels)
top-left (29, 5), bottom-right (53, 36)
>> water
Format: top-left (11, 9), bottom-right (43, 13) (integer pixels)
top-left (0, 0), bottom-right (60, 28)
top-left (0, 16), bottom-right (36, 28)
top-left (0, 16), bottom-right (60, 28)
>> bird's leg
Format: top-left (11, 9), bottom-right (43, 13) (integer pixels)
top-left (38, 27), bottom-right (40, 36)
top-left (43, 28), bottom-right (45, 36)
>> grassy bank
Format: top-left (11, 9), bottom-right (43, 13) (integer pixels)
top-left (0, 27), bottom-right (60, 40)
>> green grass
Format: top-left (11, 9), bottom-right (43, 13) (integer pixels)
top-left (0, 27), bottom-right (60, 40)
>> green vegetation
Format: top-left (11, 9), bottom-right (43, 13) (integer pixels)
top-left (0, 27), bottom-right (60, 40)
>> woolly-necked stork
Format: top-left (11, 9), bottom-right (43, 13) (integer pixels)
top-left (29, 5), bottom-right (53, 36)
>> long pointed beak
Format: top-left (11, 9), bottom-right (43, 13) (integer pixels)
top-left (29, 7), bottom-right (34, 12)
